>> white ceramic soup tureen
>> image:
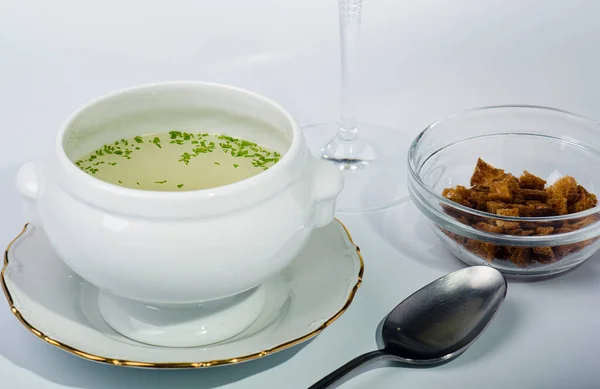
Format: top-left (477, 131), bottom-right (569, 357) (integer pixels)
top-left (15, 82), bottom-right (344, 347)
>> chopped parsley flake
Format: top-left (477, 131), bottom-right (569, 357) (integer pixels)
top-left (152, 137), bottom-right (162, 148)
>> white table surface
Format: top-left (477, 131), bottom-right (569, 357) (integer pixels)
top-left (2, 1), bottom-right (600, 388)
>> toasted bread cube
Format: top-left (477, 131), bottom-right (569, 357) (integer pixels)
top-left (514, 203), bottom-right (536, 217)
top-left (474, 222), bottom-right (504, 234)
top-left (471, 185), bottom-right (490, 193)
top-left (503, 226), bottom-right (525, 236)
top-left (546, 176), bottom-right (579, 204)
top-left (495, 208), bottom-right (520, 229)
top-left (533, 247), bottom-right (555, 263)
top-left (470, 158), bottom-right (505, 187)
top-left (535, 226), bottom-right (554, 235)
top-left (496, 208), bottom-right (520, 217)
top-left (442, 185), bottom-right (472, 207)
top-left (511, 193), bottom-right (526, 204)
top-left (531, 208), bottom-right (559, 217)
top-left (441, 204), bottom-right (471, 222)
top-left (525, 200), bottom-right (545, 206)
top-left (520, 189), bottom-right (549, 202)
top-left (569, 185), bottom-right (598, 213)
top-left (570, 216), bottom-right (597, 230)
top-left (516, 229), bottom-right (535, 236)
top-left (554, 243), bottom-right (577, 258)
top-left (455, 216), bottom-right (470, 225)
top-left (547, 196), bottom-right (568, 215)
top-left (518, 170), bottom-right (547, 190)
top-left (524, 201), bottom-right (556, 216)
top-left (555, 226), bottom-right (573, 234)
top-left (488, 175), bottom-right (519, 202)
top-left (577, 238), bottom-right (597, 250)
top-left (469, 190), bottom-right (489, 211)
top-left (488, 183), bottom-right (513, 202)
top-left (507, 173), bottom-right (520, 188)
top-left (466, 239), bottom-right (498, 261)
top-left (506, 247), bottom-right (532, 267)
top-left (486, 201), bottom-right (507, 214)
top-left (505, 203), bottom-right (533, 216)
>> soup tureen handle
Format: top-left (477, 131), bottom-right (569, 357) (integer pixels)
top-left (310, 158), bottom-right (344, 228)
top-left (15, 161), bottom-right (43, 227)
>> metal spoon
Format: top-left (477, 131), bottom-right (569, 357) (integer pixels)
top-left (308, 266), bottom-right (507, 389)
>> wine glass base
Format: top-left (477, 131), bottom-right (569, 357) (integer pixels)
top-left (302, 122), bottom-right (412, 213)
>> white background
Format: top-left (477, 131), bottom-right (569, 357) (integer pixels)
top-left (1, 0), bottom-right (600, 388)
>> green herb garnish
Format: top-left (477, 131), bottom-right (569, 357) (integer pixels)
top-left (152, 137), bottom-right (162, 148)
top-left (179, 152), bottom-right (191, 165)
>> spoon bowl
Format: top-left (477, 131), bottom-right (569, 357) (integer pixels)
top-left (309, 266), bottom-right (507, 388)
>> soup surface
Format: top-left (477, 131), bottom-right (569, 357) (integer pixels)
top-left (75, 131), bottom-right (281, 191)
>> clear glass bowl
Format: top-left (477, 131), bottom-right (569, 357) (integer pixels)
top-left (408, 105), bottom-right (600, 277)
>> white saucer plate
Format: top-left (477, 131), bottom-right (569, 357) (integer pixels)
top-left (1, 219), bottom-right (363, 368)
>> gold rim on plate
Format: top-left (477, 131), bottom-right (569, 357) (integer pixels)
top-left (0, 219), bottom-right (364, 368)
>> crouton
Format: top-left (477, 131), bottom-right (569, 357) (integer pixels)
top-left (568, 185), bottom-right (598, 213)
top-left (546, 176), bottom-right (578, 204)
top-left (442, 185), bottom-right (472, 207)
top-left (520, 189), bottom-right (549, 202)
top-left (547, 196), bottom-right (568, 215)
top-left (495, 208), bottom-right (520, 229)
top-left (533, 247), bottom-right (555, 263)
top-left (470, 158), bottom-right (506, 187)
top-left (488, 175), bottom-right (519, 202)
top-left (518, 170), bottom-right (546, 190)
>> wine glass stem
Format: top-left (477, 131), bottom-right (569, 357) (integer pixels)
top-left (338, 0), bottom-right (362, 142)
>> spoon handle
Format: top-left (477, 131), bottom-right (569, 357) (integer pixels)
top-left (307, 349), bottom-right (390, 389)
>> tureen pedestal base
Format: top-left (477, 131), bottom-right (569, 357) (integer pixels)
top-left (98, 286), bottom-right (266, 347)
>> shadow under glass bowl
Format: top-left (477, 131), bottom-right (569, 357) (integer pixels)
top-left (407, 105), bottom-right (600, 277)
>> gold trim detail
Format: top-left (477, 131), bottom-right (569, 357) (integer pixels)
top-left (1, 219), bottom-right (364, 369)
